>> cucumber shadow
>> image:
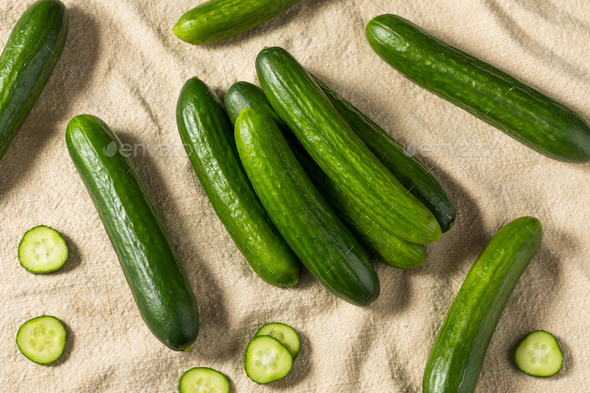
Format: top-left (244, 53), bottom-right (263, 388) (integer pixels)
top-left (0, 7), bottom-right (99, 199)
top-left (115, 130), bottom-right (230, 363)
top-left (54, 233), bottom-right (82, 274)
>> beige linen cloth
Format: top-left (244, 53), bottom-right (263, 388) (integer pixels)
top-left (1, 0), bottom-right (590, 391)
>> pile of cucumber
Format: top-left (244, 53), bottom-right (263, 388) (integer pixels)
top-left (3, 0), bottom-right (577, 391)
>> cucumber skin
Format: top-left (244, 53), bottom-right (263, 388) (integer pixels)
top-left (173, 0), bottom-right (300, 45)
top-left (177, 78), bottom-right (300, 287)
top-left (224, 82), bottom-right (425, 268)
top-left (256, 47), bottom-right (441, 244)
top-left (366, 14), bottom-right (590, 163)
top-left (311, 76), bottom-right (456, 233)
top-left (66, 115), bottom-right (199, 352)
top-left (0, 0), bottom-right (68, 162)
top-left (235, 108), bottom-right (379, 306)
top-left (423, 216), bottom-right (543, 393)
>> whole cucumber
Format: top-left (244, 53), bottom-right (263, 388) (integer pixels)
top-left (256, 47), bottom-right (441, 244)
top-left (366, 14), bottom-right (590, 163)
top-left (177, 77), bottom-right (300, 286)
top-left (174, 0), bottom-right (300, 45)
top-left (224, 81), bottom-right (426, 269)
top-left (235, 107), bottom-right (380, 306)
top-left (0, 0), bottom-right (68, 162)
top-left (66, 115), bottom-right (199, 352)
top-left (423, 216), bottom-right (542, 392)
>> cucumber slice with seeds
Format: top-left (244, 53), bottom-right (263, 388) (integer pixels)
top-left (16, 316), bottom-right (66, 364)
top-left (18, 225), bottom-right (68, 274)
top-left (515, 330), bottom-right (563, 377)
top-left (178, 367), bottom-right (230, 393)
top-left (245, 336), bottom-right (293, 384)
top-left (254, 323), bottom-right (300, 359)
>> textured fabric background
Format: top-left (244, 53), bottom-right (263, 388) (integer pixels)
top-left (1, 0), bottom-right (590, 391)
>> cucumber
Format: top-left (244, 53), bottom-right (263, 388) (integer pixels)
top-left (245, 336), bottom-right (293, 384)
top-left (178, 367), bottom-right (230, 393)
top-left (174, 0), bottom-right (301, 45)
top-left (366, 14), bottom-right (590, 163)
top-left (16, 316), bottom-right (66, 364)
top-left (254, 322), bottom-right (300, 359)
top-left (235, 108), bottom-right (379, 306)
top-left (515, 330), bottom-right (563, 377)
top-left (310, 75), bottom-right (456, 233)
top-left (0, 0), bottom-right (68, 162)
top-left (224, 81), bottom-right (426, 269)
top-left (256, 47), bottom-right (441, 244)
top-left (423, 216), bottom-right (543, 393)
top-left (66, 115), bottom-right (199, 352)
top-left (176, 77), bottom-right (300, 287)
top-left (18, 225), bottom-right (68, 274)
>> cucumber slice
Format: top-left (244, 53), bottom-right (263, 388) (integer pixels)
top-left (245, 336), bottom-right (293, 384)
top-left (515, 330), bottom-right (563, 377)
top-left (16, 316), bottom-right (66, 364)
top-left (178, 367), bottom-right (230, 393)
top-left (18, 225), bottom-right (68, 274)
top-left (254, 323), bottom-right (300, 359)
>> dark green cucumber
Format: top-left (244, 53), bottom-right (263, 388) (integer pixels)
top-left (173, 0), bottom-right (300, 45)
top-left (235, 108), bottom-right (379, 306)
top-left (224, 81), bottom-right (425, 268)
top-left (66, 115), bottom-right (199, 352)
top-left (0, 0), bottom-right (68, 162)
top-left (423, 216), bottom-right (543, 393)
top-left (311, 76), bottom-right (455, 233)
top-left (256, 47), bottom-right (441, 244)
top-left (366, 14), bottom-right (590, 163)
top-left (177, 77), bottom-right (299, 287)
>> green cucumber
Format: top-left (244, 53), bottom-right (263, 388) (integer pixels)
top-left (310, 75), bottom-right (455, 233)
top-left (66, 115), bottom-right (199, 352)
top-left (16, 315), bottom-right (66, 364)
top-left (178, 367), bottom-right (230, 393)
top-left (235, 108), bottom-right (379, 306)
top-left (366, 14), bottom-right (590, 163)
top-left (174, 0), bottom-right (300, 45)
top-left (254, 322), bottom-right (300, 359)
top-left (256, 47), bottom-right (441, 244)
top-left (18, 225), bottom-right (68, 274)
top-left (423, 216), bottom-right (543, 393)
top-left (515, 330), bottom-right (563, 377)
top-left (245, 336), bottom-right (293, 384)
top-left (177, 77), bottom-right (300, 287)
top-left (0, 0), bottom-right (68, 162)
top-left (224, 81), bottom-right (425, 268)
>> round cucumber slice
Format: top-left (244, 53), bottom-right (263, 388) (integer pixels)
top-left (16, 316), bottom-right (66, 364)
top-left (18, 225), bottom-right (68, 274)
top-left (515, 330), bottom-right (563, 377)
top-left (178, 367), bottom-right (230, 393)
top-left (254, 322), bottom-right (300, 359)
top-left (245, 336), bottom-right (293, 384)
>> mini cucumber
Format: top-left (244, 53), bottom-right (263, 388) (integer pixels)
top-left (16, 315), bottom-right (66, 365)
top-left (178, 367), bottom-right (230, 393)
top-left (235, 107), bottom-right (379, 306)
top-left (423, 217), bottom-right (543, 393)
top-left (177, 77), bottom-right (300, 287)
top-left (224, 81), bottom-right (426, 269)
top-left (256, 47), bottom-right (441, 244)
top-left (18, 225), bottom-right (68, 274)
top-left (515, 330), bottom-right (563, 377)
top-left (245, 336), bottom-right (293, 384)
top-left (0, 0), bottom-right (68, 162)
top-left (254, 323), bottom-right (300, 359)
